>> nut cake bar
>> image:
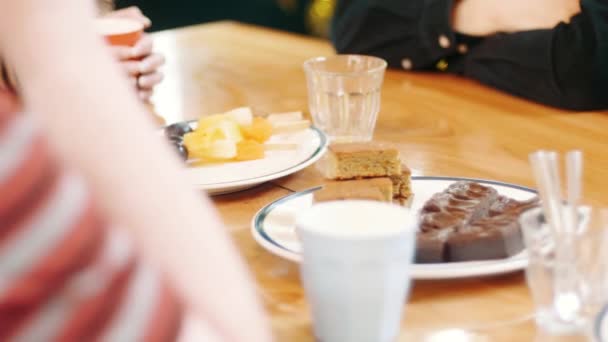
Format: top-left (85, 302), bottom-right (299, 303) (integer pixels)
top-left (313, 178), bottom-right (393, 203)
top-left (320, 142), bottom-right (401, 180)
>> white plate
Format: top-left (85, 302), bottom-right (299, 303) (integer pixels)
top-left (181, 124), bottom-right (328, 195)
top-left (251, 176), bottom-right (537, 280)
top-left (595, 304), bottom-right (608, 341)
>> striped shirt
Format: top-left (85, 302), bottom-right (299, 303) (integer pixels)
top-left (0, 102), bottom-right (182, 341)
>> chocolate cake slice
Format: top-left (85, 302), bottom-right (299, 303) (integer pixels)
top-left (446, 218), bottom-right (523, 261)
top-left (416, 181), bottom-right (538, 263)
top-left (489, 195), bottom-right (539, 217)
top-left (420, 181), bottom-right (499, 229)
top-left (416, 228), bottom-right (452, 263)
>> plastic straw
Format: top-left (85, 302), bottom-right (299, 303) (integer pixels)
top-left (566, 150), bottom-right (583, 234)
top-left (529, 151), bottom-right (562, 235)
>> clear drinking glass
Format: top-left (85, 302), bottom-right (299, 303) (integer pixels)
top-left (303, 55), bottom-right (387, 143)
top-left (520, 207), bottom-right (608, 337)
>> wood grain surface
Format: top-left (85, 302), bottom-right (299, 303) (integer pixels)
top-left (151, 22), bottom-right (607, 341)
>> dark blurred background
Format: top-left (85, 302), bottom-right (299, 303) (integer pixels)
top-left (115, 0), bottom-right (335, 37)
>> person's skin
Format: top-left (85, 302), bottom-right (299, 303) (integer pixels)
top-left (104, 6), bottom-right (165, 102)
top-left (0, 6), bottom-right (164, 103)
top-left (452, 0), bottom-right (582, 36)
top-left (0, 1), bottom-right (272, 341)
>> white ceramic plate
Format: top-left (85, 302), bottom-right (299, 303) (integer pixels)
top-left (251, 176), bottom-right (537, 280)
top-left (179, 123), bottom-right (328, 195)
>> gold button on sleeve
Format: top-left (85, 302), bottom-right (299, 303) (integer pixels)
top-left (436, 59), bottom-right (449, 71)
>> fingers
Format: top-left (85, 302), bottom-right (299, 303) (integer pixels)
top-left (106, 6), bottom-right (152, 28)
top-left (109, 34), bottom-right (153, 61)
top-left (138, 72), bottom-right (164, 90)
top-left (128, 76), bottom-right (138, 89)
top-left (119, 53), bottom-right (165, 78)
top-left (138, 53), bottom-right (166, 74)
top-left (109, 28), bottom-right (164, 101)
top-left (126, 71), bottom-right (164, 103)
top-left (131, 35), bottom-right (154, 59)
top-left (121, 60), bottom-right (142, 76)
top-left (138, 90), bottom-right (153, 102)
top-left (126, 76), bottom-right (154, 102)
top-left (110, 45), bottom-right (133, 61)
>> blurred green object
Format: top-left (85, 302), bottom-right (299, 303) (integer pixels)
top-left (305, 0), bottom-right (335, 37)
top-left (116, 0), bottom-right (313, 34)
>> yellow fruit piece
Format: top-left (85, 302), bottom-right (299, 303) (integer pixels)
top-left (197, 114), bottom-right (227, 130)
top-left (195, 114), bottom-right (243, 143)
top-left (183, 131), bottom-right (207, 151)
top-left (225, 107), bottom-right (253, 126)
top-left (183, 131), bottom-right (223, 154)
top-left (213, 119), bottom-right (243, 142)
top-left (185, 111), bottom-right (267, 164)
top-left (235, 139), bottom-right (265, 161)
top-left (189, 139), bottom-right (237, 161)
top-left (241, 117), bottom-right (273, 143)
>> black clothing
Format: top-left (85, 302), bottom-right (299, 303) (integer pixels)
top-left (331, 0), bottom-right (608, 110)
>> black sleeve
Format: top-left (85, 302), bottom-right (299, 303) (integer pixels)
top-left (461, 0), bottom-right (608, 110)
top-left (331, 0), bottom-right (459, 70)
top-left (331, 0), bottom-right (608, 111)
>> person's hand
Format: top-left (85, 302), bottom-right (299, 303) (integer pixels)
top-left (106, 6), bottom-right (151, 28)
top-left (111, 35), bottom-right (166, 102)
top-left (105, 7), bottom-right (165, 102)
top-left (453, 0), bottom-right (582, 36)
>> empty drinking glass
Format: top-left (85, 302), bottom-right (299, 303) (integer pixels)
top-left (520, 206), bottom-right (608, 337)
top-left (303, 55), bottom-right (387, 143)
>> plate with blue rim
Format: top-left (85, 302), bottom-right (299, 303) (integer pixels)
top-left (251, 176), bottom-right (537, 280)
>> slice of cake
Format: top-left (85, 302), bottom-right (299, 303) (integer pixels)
top-left (416, 181), bottom-right (538, 263)
top-left (389, 164), bottom-right (412, 198)
top-left (319, 142), bottom-right (401, 180)
top-left (313, 178), bottom-right (393, 203)
top-left (393, 195), bottom-right (414, 208)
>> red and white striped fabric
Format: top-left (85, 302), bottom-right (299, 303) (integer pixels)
top-left (0, 105), bottom-right (182, 341)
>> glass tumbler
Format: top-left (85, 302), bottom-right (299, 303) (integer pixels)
top-left (303, 55), bottom-right (387, 143)
top-left (520, 207), bottom-right (608, 337)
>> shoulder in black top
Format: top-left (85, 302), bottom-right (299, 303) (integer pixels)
top-left (331, 0), bottom-right (608, 111)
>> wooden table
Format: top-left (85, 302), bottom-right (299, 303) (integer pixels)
top-left (151, 22), bottom-right (608, 341)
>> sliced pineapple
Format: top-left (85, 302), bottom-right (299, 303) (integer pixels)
top-left (225, 107), bottom-right (253, 126)
top-left (241, 117), bottom-right (273, 143)
top-left (184, 108), bottom-right (304, 165)
top-left (188, 139), bottom-right (237, 161)
top-left (196, 113), bottom-right (227, 130)
top-left (213, 119), bottom-right (243, 142)
top-left (235, 139), bottom-right (265, 161)
top-left (192, 115), bottom-right (243, 145)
